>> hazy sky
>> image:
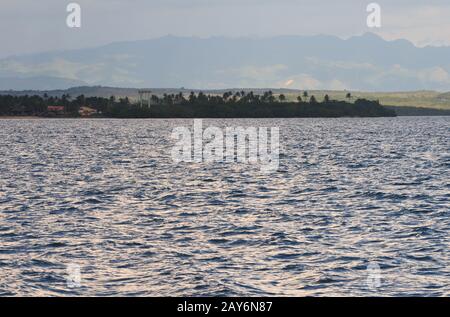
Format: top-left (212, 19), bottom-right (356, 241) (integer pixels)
top-left (2, 0), bottom-right (450, 58)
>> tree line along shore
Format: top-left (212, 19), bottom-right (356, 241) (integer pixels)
top-left (0, 91), bottom-right (396, 118)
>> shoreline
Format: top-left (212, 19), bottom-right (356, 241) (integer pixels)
top-left (0, 116), bottom-right (42, 119)
top-left (1, 115), bottom-right (449, 119)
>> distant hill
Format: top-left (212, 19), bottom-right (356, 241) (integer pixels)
top-left (2, 33), bottom-right (450, 91)
top-left (283, 90), bottom-right (450, 110)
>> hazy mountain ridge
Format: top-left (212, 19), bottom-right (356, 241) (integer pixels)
top-left (2, 33), bottom-right (450, 91)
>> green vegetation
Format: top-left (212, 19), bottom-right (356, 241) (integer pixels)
top-left (282, 90), bottom-right (450, 110)
top-left (0, 91), bottom-right (396, 118)
top-left (3, 87), bottom-right (449, 110)
top-left (0, 94), bottom-right (125, 117)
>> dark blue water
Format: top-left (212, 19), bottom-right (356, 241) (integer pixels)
top-left (0, 117), bottom-right (448, 296)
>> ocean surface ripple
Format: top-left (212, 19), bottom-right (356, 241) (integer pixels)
top-left (0, 117), bottom-right (448, 296)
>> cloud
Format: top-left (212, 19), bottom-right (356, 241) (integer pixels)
top-left (0, 58), bottom-right (88, 79)
top-left (375, 4), bottom-right (450, 46)
top-left (276, 74), bottom-right (321, 90)
top-left (362, 64), bottom-right (450, 90)
top-left (426, 67), bottom-right (450, 84)
top-left (284, 79), bottom-right (294, 87)
top-left (277, 74), bottom-right (350, 90)
top-left (329, 79), bottom-right (348, 90)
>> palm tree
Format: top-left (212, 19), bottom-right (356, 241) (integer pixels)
top-left (119, 97), bottom-right (130, 105)
top-left (76, 94), bottom-right (86, 107)
top-left (198, 92), bottom-right (208, 103)
top-left (189, 91), bottom-right (196, 103)
top-left (151, 95), bottom-right (160, 104)
top-left (268, 95), bottom-right (275, 103)
top-left (248, 91), bottom-right (255, 102)
top-left (303, 91), bottom-right (308, 100)
top-left (173, 92), bottom-right (182, 104)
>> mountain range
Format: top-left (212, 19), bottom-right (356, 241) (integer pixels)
top-left (1, 33), bottom-right (450, 91)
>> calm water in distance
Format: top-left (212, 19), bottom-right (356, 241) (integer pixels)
top-left (0, 117), bottom-right (449, 296)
